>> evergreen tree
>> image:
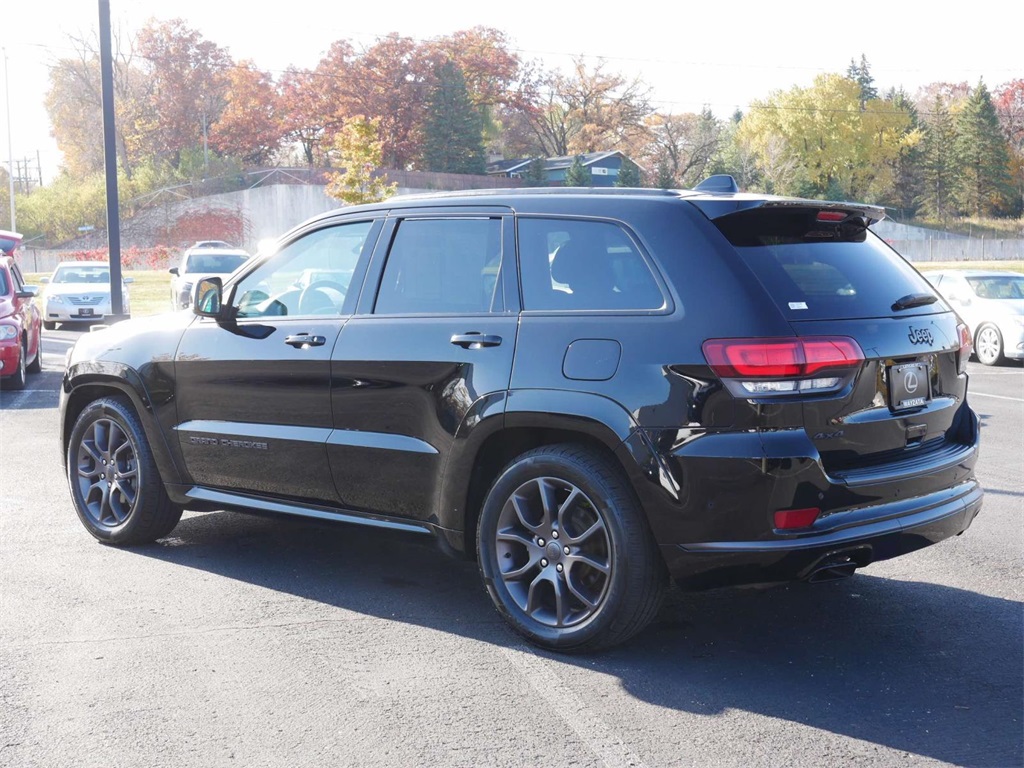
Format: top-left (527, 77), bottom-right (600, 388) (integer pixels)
top-left (422, 61), bottom-right (486, 174)
top-left (919, 96), bottom-right (959, 224)
top-left (524, 156), bottom-right (547, 187)
top-left (955, 80), bottom-right (1015, 216)
top-left (564, 155), bottom-right (591, 186)
top-left (324, 116), bottom-right (397, 205)
top-left (655, 158), bottom-right (676, 189)
top-left (885, 87), bottom-right (925, 218)
top-left (846, 54), bottom-right (878, 109)
top-left (615, 159), bottom-right (641, 187)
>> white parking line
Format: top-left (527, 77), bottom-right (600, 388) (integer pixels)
top-left (500, 643), bottom-right (648, 768)
top-left (971, 391), bottom-right (1024, 403)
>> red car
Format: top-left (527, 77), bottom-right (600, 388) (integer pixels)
top-left (0, 231), bottom-right (43, 389)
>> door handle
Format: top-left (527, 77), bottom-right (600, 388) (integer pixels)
top-left (450, 333), bottom-right (502, 349)
top-left (284, 333), bottom-right (327, 348)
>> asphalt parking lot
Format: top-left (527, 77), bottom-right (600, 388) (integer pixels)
top-left (1, 329), bottom-right (1021, 768)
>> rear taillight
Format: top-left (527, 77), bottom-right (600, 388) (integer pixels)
top-left (956, 323), bottom-right (972, 374)
top-left (703, 337), bottom-right (864, 397)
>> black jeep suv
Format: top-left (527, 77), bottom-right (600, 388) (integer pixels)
top-left (60, 182), bottom-right (982, 651)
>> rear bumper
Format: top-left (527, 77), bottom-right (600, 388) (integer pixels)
top-left (662, 480), bottom-right (982, 588)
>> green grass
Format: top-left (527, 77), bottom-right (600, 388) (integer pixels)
top-left (25, 269), bottom-right (173, 319)
top-left (915, 260), bottom-right (1024, 274)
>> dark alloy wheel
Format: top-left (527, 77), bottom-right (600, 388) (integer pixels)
top-left (67, 396), bottom-right (182, 545)
top-left (477, 444), bottom-right (665, 652)
top-left (975, 324), bottom-right (1004, 366)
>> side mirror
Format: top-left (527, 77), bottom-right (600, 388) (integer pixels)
top-left (123, 276), bottom-right (135, 284)
top-left (40, 277), bottom-right (50, 284)
top-left (193, 276), bottom-right (224, 318)
top-left (16, 286), bottom-right (39, 298)
top-left (168, 267), bottom-right (179, 276)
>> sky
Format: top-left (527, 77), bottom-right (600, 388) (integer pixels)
top-left (3, 0), bottom-right (1021, 184)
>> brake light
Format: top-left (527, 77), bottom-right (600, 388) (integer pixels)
top-left (774, 507), bottom-right (820, 530)
top-left (703, 337), bottom-right (864, 397)
top-left (957, 323), bottom-right (972, 374)
top-left (816, 210), bottom-right (846, 222)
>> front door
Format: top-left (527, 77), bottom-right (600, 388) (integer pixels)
top-left (174, 219), bottom-right (381, 504)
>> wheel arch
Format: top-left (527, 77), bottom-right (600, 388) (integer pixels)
top-left (61, 362), bottom-right (184, 486)
top-left (436, 389), bottom-right (651, 558)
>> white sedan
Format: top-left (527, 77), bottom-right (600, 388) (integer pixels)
top-left (41, 261), bottom-right (132, 330)
top-left (924, 269), bottom-right (1024, 365)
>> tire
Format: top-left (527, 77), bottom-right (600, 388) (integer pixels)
top-left (477, 444), bottom-right (666, 652)
top-left (43, 321), bottom-right (56, 331)
top-left (3, 344), bottom-right (27, 390)
top-left (975, 324), bottom-right (1004, 366)
top-left (26, 338), bottom-right (42, 374)
top-left (66, 396), bottom-right (183, 545)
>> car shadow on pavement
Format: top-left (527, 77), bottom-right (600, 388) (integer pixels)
top-left (135, 509), bottom-right (1022, 767)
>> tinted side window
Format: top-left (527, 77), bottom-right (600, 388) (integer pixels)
top-left (0, 268), bottom-right (9, 296)
top-left (234, 221), bottom-right (372, 318)
top-left (518, 218), bottom-right (663, 311)
top-left (374, 218), bottom-right (503, 315)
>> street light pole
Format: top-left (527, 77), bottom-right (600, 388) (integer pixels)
top-left (98, 0), bottom-right (126, 319)
top-left (3, 47), bottom-right (15, 233)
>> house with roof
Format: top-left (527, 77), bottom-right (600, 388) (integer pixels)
top-left (487, 151), bottom-right (637, 187)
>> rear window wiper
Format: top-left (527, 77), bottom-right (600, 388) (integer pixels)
top-left (892, 293), bottom-right (938, 311)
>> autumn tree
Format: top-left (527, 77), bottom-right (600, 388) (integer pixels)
top-left (637, 109), bottom-right (722, 190)
top-left (515, 58), bottom-right (652, 157)
top-left (994, 80), bottom-right (1024, 212)
top-left (954, 81), bottom-right (1015, 216)
top-left (44, 29), bottom-right (152, 179)
top-left (324, 116), bottom-right (397, 205)
top-left (422, 61), bottom-right (486, 174)
top-left (330, 35), bottom-right (432, 170)
top-left (137, 18), bottom-right (232, 167)
top-left (279, 66), bottom-right (336, 166)
top-left (738, 73), bottom-right (914, 201)
top-left (209, 60), bottom-right (282, 165)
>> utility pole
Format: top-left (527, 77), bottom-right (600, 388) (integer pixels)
top-left (3, 47), bottom-right (14, 232)
top-left (99, 0), bottom-right (127, 319)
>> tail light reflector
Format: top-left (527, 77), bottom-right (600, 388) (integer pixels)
top-left (774, 507), bottom-right (821, 530)
top-left (956, 323), bottom-right (972, 374)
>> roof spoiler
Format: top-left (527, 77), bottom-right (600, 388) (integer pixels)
top-left (687, 197), bottom-right (886, 226)
top-left (0, 229), bottom-right (23, 256)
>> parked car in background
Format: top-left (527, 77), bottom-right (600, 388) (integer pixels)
top-left (924, 269), bottom-right (1024, 365)
top-left (169, 245), bottom-right (250, 309)
top-left (0, 248), bottom-right (43, 389)
top-left (41, 261), bottom-right (133, 330)
top-left (59, 182), bottom-right (982, 652)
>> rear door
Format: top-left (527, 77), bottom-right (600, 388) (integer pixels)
top-left (710, 206), bottom-right (969, 477)
top-left (327, 211), bottom-right (518, 520)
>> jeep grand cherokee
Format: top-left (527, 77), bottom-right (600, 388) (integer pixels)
top-left (59, 181), bottom-right (982, 651)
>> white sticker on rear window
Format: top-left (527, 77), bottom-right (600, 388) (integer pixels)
top-left (789, 301), bottom-right (808, 310)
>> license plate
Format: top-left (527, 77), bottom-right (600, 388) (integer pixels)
top-left (77, 308), bottom-right (94, 317)
top-left (889, 362), bottom-right (930, 410)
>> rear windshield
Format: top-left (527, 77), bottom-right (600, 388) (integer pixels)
top-left (716, 209), bottom-right (941, 320)
top-left (185, 253), bottom-right (248, 274)
top-left (966, 275), bottom-right (1024, 299)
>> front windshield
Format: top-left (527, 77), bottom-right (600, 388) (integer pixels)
top-left (53, 265), bottom-right (110, 284)
top-left (184, 253), bottom-right (248, 274)
top-left (966, 275), bottom-right (1024, 299)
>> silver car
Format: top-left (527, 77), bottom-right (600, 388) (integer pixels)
top-left (924, 269), bottom-right (1024, 365)
top-left (41, 261), bottom-right (132, 330)
top-left (169, 246), bottom-right (250, 309)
